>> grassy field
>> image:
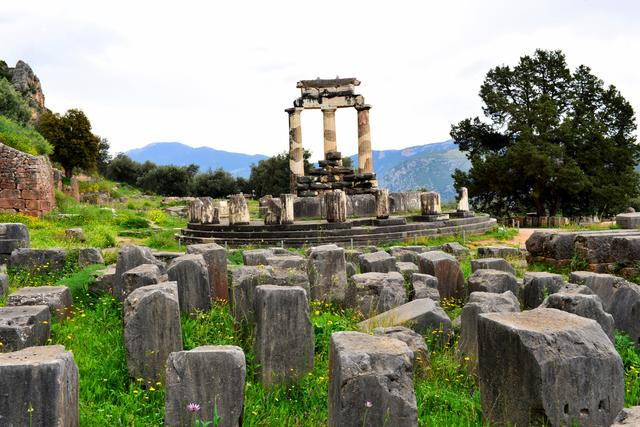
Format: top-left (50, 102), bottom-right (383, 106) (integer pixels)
top-left (1, 191), bottom-right (639, 425)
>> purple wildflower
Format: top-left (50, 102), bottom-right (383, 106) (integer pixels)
top-left (187, 402), bottom-right (201, 412)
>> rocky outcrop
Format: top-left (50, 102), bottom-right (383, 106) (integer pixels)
top-left (2, 60), bottom-right (45, 120)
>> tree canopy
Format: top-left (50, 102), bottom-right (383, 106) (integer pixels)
top-left (37, 109), bottom-right (100, 177)
top-left (248, 150), bottom-right (312, 197)
top-left (451, 49), bottom-right (639, 217)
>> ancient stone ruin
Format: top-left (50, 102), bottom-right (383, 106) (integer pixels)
top-left (287, 78), bottom-right (377, 196)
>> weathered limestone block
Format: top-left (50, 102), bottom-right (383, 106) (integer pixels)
top-left (242, 248), bottom-right (273, 266)
top-left (188, 198), bottom-right (203, 223)
top-left (441, 242), bottom-right (470, 259)
top-left (328, 331), bottom-right (417, 427)
top-left (523, 271), bottom-right (565, 309)
top-left (266, 254), bottom-right (306, 270)
top-left (396, 261), bottom-right (419, 283)
top-left (477, 309), bottom-right (624, 427)
top-left (456, 291), bottom-right (519, 372)
top-left (325, 190), bottom-right (348, 223)
top-left (0, 223), bottom-right (30, 249)
top-left (8, 286), bottom-right (72, 321)
top-left (165, 346), bottom-right (246, 427)
top-left (349, 272), bottom-right (407, 316)
top-left (359, 298), bottom-right (452, 336)
top-left (457, 187), bottom-right (469, 211)
top-left (0, 272), bottom-right (8, 297)
top-left (231, 266), bottom-right (274, 325)
top-left (374, 325), bottom-right (430, 369)
top-left (615, 212), bottom-right (640, 229)
top-left (9, 248), bottom-right (66, 273)
top-left (610, 235), bottom-right (640, 266)
top-left (375, 189), bottom-right (390, 219)
top-left (556, 282), bottom-right (594, 296)
top-left (229, 194), bottom-right (250, 225)
top-left (467, 269), bottom-right (519, 295)
top-left (418, 251), bottom-right (465, 300)
top-left (255, 285), bottom-right (314, 386)
top-left (307, 244), bottom-right (348, 303)
top-left (0, 305), bottom-right (50, 352)
top-left (90, 265), bottom-right (115, 295)
top-left (541, 293), bottom-right (615, 341)
top-left (568, 271), bottom-right (628, 311)
top-left (272, 268), bottom-right (310, 296)
top-left (124, 282), bottom-right (182, 384)
top-left (420, 191), bottom-right (441, 215)
top-left (114, 245), bottom-right (165, 301)
top-left (186, 243), bottom-right (229, 301)
top-left (358, 250), bottom-right (397, 273)
top-left (78, 247), bottom-right (103, 267)
top-left (613, 406), bottom-right (640, 426)
top-left (0, 345), bottom-right (78, 426)
top-left (122, 263), bottom-right (164, 300)
top-left (477, 245), bottom-right (521, 259)
top-left (280, 193), bottom-right (295, 225)
top-left (64, 227), bottom-right (85, 242)
top-left (167, 254), bottom-right (212, 314)
top-left (200, 197), bottom-right (220, 224)
top-left (410, 273), bottom-right (440, 301)
top-left (470, 257), bottom-right (516, 275)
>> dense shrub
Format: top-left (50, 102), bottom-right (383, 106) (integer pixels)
top-left (0, 78), bottom-right (31, 125)
top-left (136, 164), bottom-right (198, 196)
top-left (0, 115), bottom-right (53, 155)
top-left (192, 168), bottom-right (239, 198)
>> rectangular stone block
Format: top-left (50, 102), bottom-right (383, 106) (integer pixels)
top-left (186, 243), bottom-right (229, 301)
top-left (7, 286), bottom-right (73, 321)
top-left (0, 305), bottom-right (51, 352)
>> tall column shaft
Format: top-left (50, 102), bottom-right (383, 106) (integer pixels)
top-left (322, 107), bottom-right (337, 158)
top-left (286, 107), bottom-right (304, 193)
top-left (356, 105), bottom-right (373, 174)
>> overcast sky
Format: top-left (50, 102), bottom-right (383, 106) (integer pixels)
top-left (2, 1), bottom-right (639, 160)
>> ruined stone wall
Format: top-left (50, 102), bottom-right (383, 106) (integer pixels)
top-left (0, 142), bottom-right (55, 216)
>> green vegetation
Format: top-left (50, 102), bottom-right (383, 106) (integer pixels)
top-left (0, 77), bottom-right (31, 125)
top-left (0, 115), bottom-right (52, 155)
top-left (452, 49), bottom-right (639, 218)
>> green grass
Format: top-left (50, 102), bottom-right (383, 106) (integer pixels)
top-left (0, 115), bottom-right (53, 155)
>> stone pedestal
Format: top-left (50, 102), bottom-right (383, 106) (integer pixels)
top-left (229, 194), bottom-right (250, 225)
top-left (287, 107), bottom-right (304, 194)
top-left (325, 190), bottom-right (347, 223)
top-left (280, 193), bottom-right (295, 225)
top-left (375, 189), bottom-right (390, 219)
top-left (322, 107), bottom-right (337, 157)
top-left (420, 192), bottom-right (441, 215)
top-left (356, 105), bottom-right (373, 174)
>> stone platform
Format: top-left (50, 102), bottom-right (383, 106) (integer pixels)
top-left (176, 215), bottom-right (496, 248)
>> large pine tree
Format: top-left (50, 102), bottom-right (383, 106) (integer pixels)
top-left (451, 49), bottom-right (639, 217)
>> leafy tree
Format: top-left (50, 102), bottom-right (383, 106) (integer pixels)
top-left (105, 154), bottom-right (145, 185)
top-left (451, 49), bottom-right (639, 217)
top-left (0, 77), bottom-right (31, 125)
top-left (192, 168), bottom-right (239, 198)
top-left (96, 138), bottom-right (111, 175)
top-left (249, 150), bottom-right (312, 197)
top-left (342, 156), bottom-right (353, 169)
top-left (37, 109), bottom-right (100, 177)
top-left (136, 164), bottom-right (198, 196)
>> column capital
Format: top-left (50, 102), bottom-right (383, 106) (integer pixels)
top-left (285, 107), bottom-right (304, 114)
top-left (320, 105), bottom-right (337, 112)
top-left (355, 104), bottom-right (372, 111)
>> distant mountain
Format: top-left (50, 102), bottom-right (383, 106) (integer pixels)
top-left (350, 140), bottom-right (470, 201)
top-left (126, 142), bottom-right (268, 178)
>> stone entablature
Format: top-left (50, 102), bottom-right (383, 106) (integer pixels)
top-left (0, 142), bottom-right (55, 216)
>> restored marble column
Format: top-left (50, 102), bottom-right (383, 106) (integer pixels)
top-left (356, 105), bottom-right (373, 174)
top-left (286, 107), bottom-right (304, 194)
top-left (322, 107), bottom-right (337, 158)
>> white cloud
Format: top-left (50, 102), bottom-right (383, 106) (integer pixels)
top-left (2, 0), bottom-right (639, 161)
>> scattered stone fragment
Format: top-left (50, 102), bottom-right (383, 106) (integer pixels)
top-left (374, 325), bottom-right (430, 370)
top-left (613, 406), bottom-right (640, 426)
top-left (396, 261), bottom-right (419, 283)
top-left (349, 272), bottom-right (407, 316)
top-left (124, 282), bottom-right (182, 384)
top-left (541, 293), bottom-right (615, 341)
top-left (9, 248), bottom-right (67, 274)
top-left (0, 272), bottom-right (8, 297)
top-left (467, 269), bottom-right (519, 295)
top-left (114, 245), bottom-right (165, 301)
top-left (242, 249), bottom-right (273, 266)
top-left (476, 245), bottom-right (521, 259)
top-left (90, 265), bottom-right (115, 295)
top-left (64, 227), bottom-right (86, 242)
top-left (522, 271), bottom-right (564, 308)
top-left (230, 266), bottom-right (274, 325)
top-left (358, 250), bottom-right (397, 273)
top-left (266, 254), bottom-right (306, 270)
top-left (186, 242), bottom-right (229, 301)
top-left (477, 308), bottom-right (624, 427)
top-left (165, 345), bottom-right (246, 427)
top-left (410, 273), bottom-right (440, 301)
top-left (167, 254), bottom-right (212, 314)
top-left (456, 291), bottom-right (520, 372)
top-left (470, 257), bottom-right (516, 275)
top-left (0, 345), bottom-right (78, 426)
top-left (255, 285), bottom-right (314, 386)
top-left (0, 305), bottom-right (50, 352)
top-left (329, 331), bottom-right (417, 426)
top-left (122, 263), bottom-right (164, 300)
top-left (78, 247), bottom-right (103, 267)
top-left (441, 242), bottom-right (470, 259)
top-left (7, 286), bottom-right (72, 321)
top-left (359, 298), bottom-right (452, 337)
top-left (271, 268), bottom-right (310, 296)
top-left (307, 244), bottom-right (348, 304)
top-left (418, 251), bottom-right (465, 300)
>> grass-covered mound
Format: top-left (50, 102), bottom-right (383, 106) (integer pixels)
top-left (0, 115), bottom-right (52, 156)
